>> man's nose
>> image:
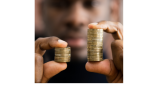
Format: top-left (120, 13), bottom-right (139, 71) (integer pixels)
top-left (64, 2), bottom-right (88, 28)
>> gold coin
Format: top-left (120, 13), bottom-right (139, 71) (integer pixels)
top-left (87, 42), bottom-right (103, 44)
top-left (87, 42), bottom-right (103, 45)
top-left (88, 55), bottom-right (103, 58)
top-left (55, 47), bottom-right (70, 51)
top-left (87, 56), bottom-right (103, 59)
top-left (88, 32), bottom-right (103, 34)
top-left (55, 50), bottom-right (70, 54)
top-left (88, 51), bottom-right (102, 53)
top-left (87, 40), bottom-right (103, 42)
top-left (87, 32), bottom-right (103, 36)
top-left (87, 58), bottom-right (103, 61)
top-left (55, 47), bottom-right (70, 50)
top-left (87, 45), bottom-right (103, 47)
top-left (55, 47), bottom-right (70, 49)
top-left (87, 33), bottom-right (103, 36)
top-left (88, 29), bottom-right (103, 31)
top-left (88, 36), bottom-right (103, 38)
top-left (88, 34), bottom-right (103, 37)
top-left (54, 56), bottom-right (70, 59)
top-left (87, 53), bottom-right (103, 55)
top-left (54, 59), bottom-right (70, 62)
top-left (87, 50), bottom-right (103, 53)
top-left (88, 48), bottom-right (102, 49)
top-left (88, 29), bottom-right (103, 32)
top-left (87, 48), bottom-right (103, 50)
top-left (87, 46), bottom-right (102, 48)
top-left (87, 38), bottom-right (103, 40)
top-left (55, 54), bottom-right (71, 56)
top-left (88, 56), bottom-right (103, 58)
top-left (88, 40), bottom-right (103, 42)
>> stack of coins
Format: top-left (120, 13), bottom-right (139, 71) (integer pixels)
top-left (87, 29), bottom-right (103, 61)
top-left (54, 47), bottom-right (71, 62)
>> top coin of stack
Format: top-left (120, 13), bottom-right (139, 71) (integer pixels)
top-left (87, 29), bottom-right (103, 61)
top-left (54, 47), bottom-right (71, 62)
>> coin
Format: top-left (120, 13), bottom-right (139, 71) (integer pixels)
top-left (88, 58), bottom-right (103, 61)
top-left (88, 56), bottom-right (103, 58)
top-left (88, 29), bottom-right (103, 32)
top-left (87, 38), bottom-right (103, 40)
top-left (88, 51), bottom-right (103, 53)
top-left (54, 59), bottom-right (70, 62)
top-left (87, 40), bottom-right (103, 42)
top-left (54, 47), bottom-right (71, 62)
top-left (88, 53), bottom-right (103, 55)
top-left (87, 42), bottom-right (103, 44)
top-left (87, 29), bottom-right (103, 61)
top-left (88, 32), bottom-right (103, 34)
top-left (88, 44), bottom-right (102, 47)
top-left (55, 54), bottom-right (71, 57)
top-left (54, 56), bottom-right (70, 59)
top-left (55, 49), bottom-right (70, 52)
top-left (55, 47), bottom-right (70, 50)
top-left (87, 46), bottom-right (102, 48)
top-left (87, 48), bottom-right (103, 50)
top-left (87, 35), bottom-right (103, 37)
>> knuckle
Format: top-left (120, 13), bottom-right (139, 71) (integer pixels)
top-left (98, 20), bottom-right (107, 24)
top-left (111, 40), bottom-right (119, 47)
top-left (116, 22), bottom-right (123, 29)
top-left (116, 22), bottom-right (121, 25)
top-left (111, 40), bottom-right (123, 49)
top-left (35, 53), bottom-right (43, 63)
top-left (36, 37), bottom-right (43, 42)
top-left (35, 37), bottom-right (44, 45)
top-left (48, 36), bottom-right (59, 47)
top-left (49, 36), bottom-right (59, 42)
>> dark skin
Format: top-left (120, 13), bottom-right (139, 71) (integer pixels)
top-left (35, 0), bottom-right (123, 83)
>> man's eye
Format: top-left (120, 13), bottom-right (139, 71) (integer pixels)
top-left (83, 1), bottom-right (101, 9)
top-left (49, 2), bottom-right (70, 9)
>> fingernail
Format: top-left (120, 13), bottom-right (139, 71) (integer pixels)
top-left (90, 23), bottom-right (98, 25)
top-left (58, 39), bottom-right (66, 43)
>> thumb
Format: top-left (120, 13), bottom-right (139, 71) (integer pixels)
top-left (41, 61), bottom-right (67, 83)
top-left (85, 59), bottom-right (118, 82)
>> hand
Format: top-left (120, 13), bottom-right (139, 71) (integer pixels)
top-left (35, 36), bottom-right (68, 83)
top-left (85, 21), bottom-right (123, 83)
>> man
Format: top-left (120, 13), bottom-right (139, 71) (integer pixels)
top-left (35, 0), bottom-right (123, 83)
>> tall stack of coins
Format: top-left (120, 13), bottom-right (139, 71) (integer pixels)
top-left (87, 29), bottom-right (103, 61)
top-left (54, 47), bottom-right (71, 62)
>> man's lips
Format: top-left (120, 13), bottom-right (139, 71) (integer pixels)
top-left (65, 37), bottom-right (87, 48)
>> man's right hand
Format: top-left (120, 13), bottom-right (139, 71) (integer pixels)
top-left (35, 36), bottom-right (68, 83)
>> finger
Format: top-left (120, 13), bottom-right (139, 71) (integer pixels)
top-left (88, 21), bottom-right (123, 40)
top-left (111, 40), bottom-right (123, 73)
top-left (35, 36), bottom-right (68, 55)
top-left (35, 53), bottom-right (43, 83)
top-left (41, 61), bottom-right (67, 83)
top-left (85, 59), bottom-right (118, 82)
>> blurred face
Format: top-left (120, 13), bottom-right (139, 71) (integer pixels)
top-left (42, 0), bottom-right (110, 60)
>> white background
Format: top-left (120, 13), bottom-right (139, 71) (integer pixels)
top-left (0, 0), bottom-right (160, 90)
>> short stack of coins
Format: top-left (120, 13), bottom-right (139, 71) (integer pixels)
top-left (54, 47), bottom-right (71, 62)
top-left (87, 29), bottom-right (103, 61)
